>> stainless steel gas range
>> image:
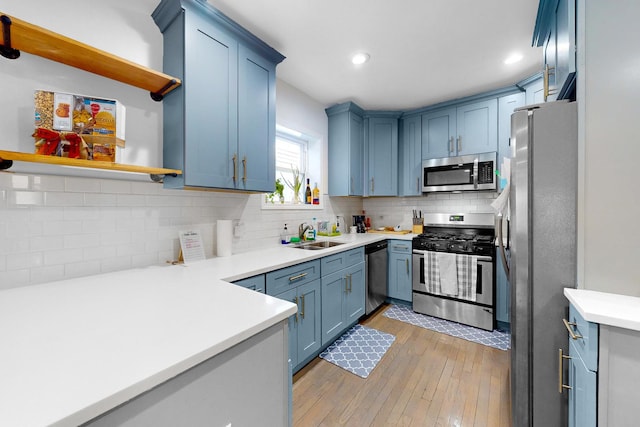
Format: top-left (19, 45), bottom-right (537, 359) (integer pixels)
top-left (412, 213), bottom-right (496, 331)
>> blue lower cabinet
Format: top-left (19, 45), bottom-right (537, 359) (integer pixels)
top-left (233, 274), bottom-right (265, 293)
top-left (388, 240), bottom-right (412, 302)
top-left (568, 340), bottom-right (596, 427)
top-left (320, 269), bottom-right (347, 346)
top-left (321, 261), bottom-right (365, 347)
top-left (275, 279), bottom-right (321, 371)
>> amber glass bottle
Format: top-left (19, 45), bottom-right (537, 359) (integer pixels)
top-left (305, 178), bottom-right (312, 204)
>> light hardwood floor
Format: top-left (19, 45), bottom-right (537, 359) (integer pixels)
top-left (293, 304), bottom-right (511, 427)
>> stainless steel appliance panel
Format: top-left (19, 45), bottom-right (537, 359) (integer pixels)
top-left (412, 292), bottom-right (494, 331)
top-left (365, 241), bottom-right (388, 315)
top-left (412, 252), bottom-right (494, 306)
top-left (422, 152), bottom-right (497, 193)
top-left (509, 101), bottom-right (578, 427)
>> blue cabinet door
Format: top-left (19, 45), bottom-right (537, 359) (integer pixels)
top-left (367, 117), bottom-right (398, 196)
top-left (296, 279), bottom-right (321, 364)
top-left (321, 270), bottom-right (347, 346)
top-left (399, 115), bottom-right (422, 196)
top-left (421, 107), bottom-right (456, 159)
top-left (326, 105), bottom-right (364, 196)
top-left (497, 93), bottom-right (525, 187)
top-left (456, 99), bottom-right (498, 156)
top-left (238, 45), bottom-right (276, 192)
top-left (344, 262), bottom-right (365, 324)
top-left (388, 252), bottom-right (412, 302)
top-left (534, 0), bottom-right (576, 101)
top-left (277, 287), bottom-right (299, 368)
top-left (568, 341), bottom-right (597, 427)
top-left (182, 14), bottom-right (238, 189)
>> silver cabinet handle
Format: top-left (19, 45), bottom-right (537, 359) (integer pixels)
top-left (350, 176), bottom-right (353, 194)
top-left (544, 64), bottom-right (556, 101)
top-left (406, 258), bottom-right (409, 274)
top-left (289, 272), bottom-right (308, 282)
top-left (563, 318), bottom-right (583, 340)
top-left (393, 245), bottom-right (408, 251)
top-left (449, 136), bottom-right (454, 153)
top-left (558, 348), bottom-right (572, 393)
top-left (300, 294), bottom-right (305, 319)
top-left (293, 296), bottom-right (299, 323)
top-left (416, 177), bottom-right (420, 193)
top-left (457, 136), bottom-right (462, 152)
top-left (371, 177), bottom-right (375, 193)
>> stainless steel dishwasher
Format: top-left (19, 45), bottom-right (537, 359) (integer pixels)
top-left (365, 240), bottom-right (388, 315)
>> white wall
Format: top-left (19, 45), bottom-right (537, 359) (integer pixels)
top-left (577, 1), bottom-right (640, 295)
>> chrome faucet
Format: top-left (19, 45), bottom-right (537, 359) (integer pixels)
top-left (299, 222), bottom-right (311, 240)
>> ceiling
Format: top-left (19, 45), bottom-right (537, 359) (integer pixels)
top-left (204, 0), bottom-right (543, 111)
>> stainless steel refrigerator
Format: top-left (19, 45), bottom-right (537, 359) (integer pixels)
top-left (503, 100), bottom-right (578, 427)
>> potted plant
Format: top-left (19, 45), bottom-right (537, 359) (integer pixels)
top-left (281, 165), bottom-right (303, 204)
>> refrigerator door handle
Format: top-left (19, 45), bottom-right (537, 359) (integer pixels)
top-left (497, 214), bottom-right (510, 277)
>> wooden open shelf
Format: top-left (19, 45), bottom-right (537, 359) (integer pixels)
top-left (0, 13), bottom-right (181, 100)
top-left (0, 150), bottom-right (182, 180)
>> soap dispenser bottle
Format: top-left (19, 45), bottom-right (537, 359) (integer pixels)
top-left (281, 224), bottom-right (289, 244)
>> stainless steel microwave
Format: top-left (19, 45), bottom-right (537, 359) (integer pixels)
top-left (422, 152), bottom-right (497, 193)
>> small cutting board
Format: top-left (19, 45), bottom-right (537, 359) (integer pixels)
top-left (367, 229), bottom-right (412, 235)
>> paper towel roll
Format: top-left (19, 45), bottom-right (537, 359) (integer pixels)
top-left (216, 220), bottom-right (233, 257)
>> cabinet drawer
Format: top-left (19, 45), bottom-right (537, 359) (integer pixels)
top-left (266, 260), bottom-right (321, 296)
top-left (233, 274), bottom-right (265, 293)
top-left (321, 247), bottom-right (364, 276)
top-left (566, 304), bottom-right (599, 372)
top-left (388, 239), bottom-right (411, 254)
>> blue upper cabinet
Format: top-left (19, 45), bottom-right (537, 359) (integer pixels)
top-left (456, 99), bottom-right (498, 156)
top-left (421, 99), bottom-right (497, 159)
top-left (421, 107), bottom-right (456, 159)
top-left (533, 0), bottom-right (576, 101)
top-left (497, 92), bottom-right (525, 186)
top-left (366, 114), bottom-right (400, 196)
top-left (238, 45), bottom-right (277, 192)
top-left (399, 115), bottom-right (422, 196)
top-left (326, 102), bottom-right (365, 196)
top-left (152, 0), bottom-right (284, 191)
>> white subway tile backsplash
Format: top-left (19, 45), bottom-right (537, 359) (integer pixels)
top-left (65, 177), bottom-right (101, 193)
top-left (1, 172), bottom-right (365, 289)
top-left (44, 192), bottom-right (84, 207)
top-left (6, 252), bottom-right (43, 270)
top-left (9, 191), bottom-right (44, 206)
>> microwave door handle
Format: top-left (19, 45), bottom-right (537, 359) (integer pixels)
top-left (473, 157), bottom-right (479, 188)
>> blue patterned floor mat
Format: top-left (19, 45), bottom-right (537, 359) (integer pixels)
top-left (383, 304), bottom-right (510, 351)
top-left (319, 324), bottom-right (396, 378)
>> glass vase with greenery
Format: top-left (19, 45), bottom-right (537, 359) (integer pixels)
top-left (281, 166), bottom-right (303, 204)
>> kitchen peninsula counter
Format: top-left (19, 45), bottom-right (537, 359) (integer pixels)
top-left (0, 232), bottom-right (408, 426)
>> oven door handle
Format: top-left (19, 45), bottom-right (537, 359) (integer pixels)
top-left (413, 249), bottom-right (492, 263)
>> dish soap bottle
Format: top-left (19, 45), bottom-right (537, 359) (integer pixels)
top-left (312, 182), bottom-right (320, 205)
top-left (281, 224), bottom-right (289, 244)
top-left (305, 218), bottom-right (316, 241)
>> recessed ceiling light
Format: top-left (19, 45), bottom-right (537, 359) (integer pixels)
top-left (351, 53), bottom-right (370, 65)
top-left (504, 53), bottom-right (523, 65)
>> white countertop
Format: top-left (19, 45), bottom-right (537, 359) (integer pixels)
top-left (0, 232), bottom-right (405, 426)
top-left (564, 288), bottom-right (640, 331)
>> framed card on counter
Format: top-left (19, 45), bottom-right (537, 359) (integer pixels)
top-left (178, 230), bottom-right (206, 264)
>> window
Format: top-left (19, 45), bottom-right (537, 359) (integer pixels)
top-left (263, 124), bottom-right (322, 209)
top-left (276, 126), bottom-right (308, 203)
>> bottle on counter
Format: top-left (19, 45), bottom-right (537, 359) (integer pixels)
top-left (312, 182), bottom-right (320, 205)
top-left (281, 224), bottom-right (289, 244)
top-left (305, 178), bottom-right (312, 204)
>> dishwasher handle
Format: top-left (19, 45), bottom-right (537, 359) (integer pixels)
top-left (365, 241), bottom-right (388, 254)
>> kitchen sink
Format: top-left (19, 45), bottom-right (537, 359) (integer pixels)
top-left (290, 241), bottom-right (344, 250)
